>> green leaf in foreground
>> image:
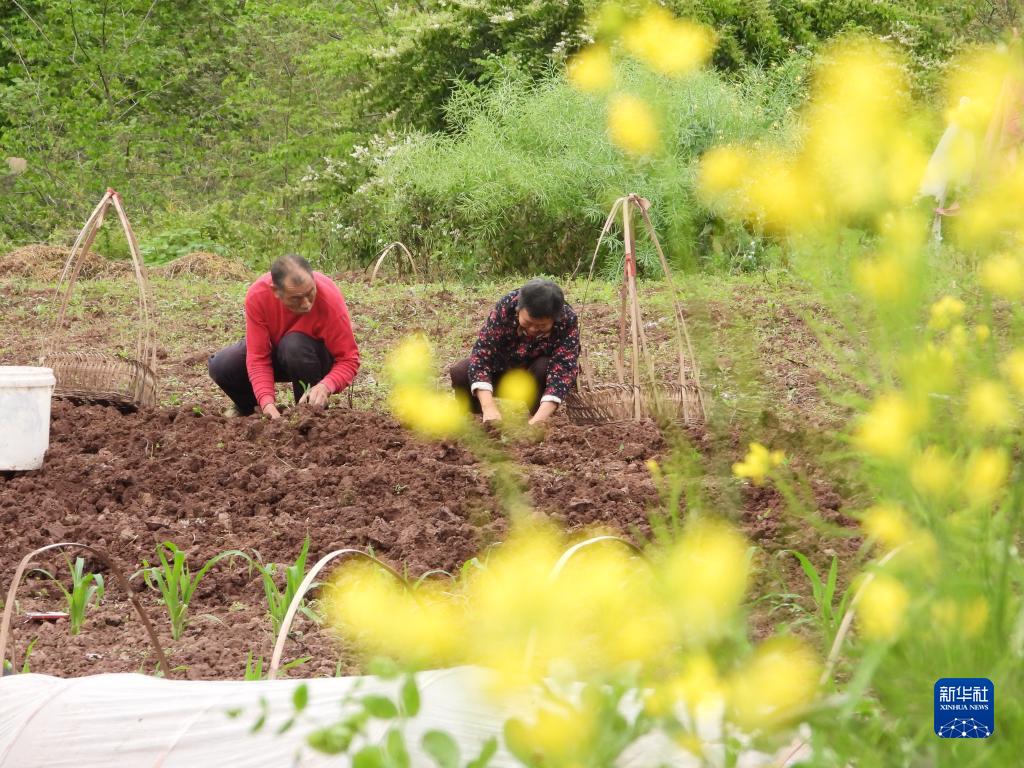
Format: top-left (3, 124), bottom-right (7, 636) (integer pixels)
top-left (362, 695), bottom-right (399, 719)
top-left (293, 683), bottom-right (309, 713)
top-left (400, 674), bottom-right (420, 717)
top-left (422, 729), bottom-right (460, 768)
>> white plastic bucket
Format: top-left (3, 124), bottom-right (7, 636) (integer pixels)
top-left (0, 366), bottom-right (56, 471)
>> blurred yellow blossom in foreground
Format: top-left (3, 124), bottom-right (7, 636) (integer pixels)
top-left (862, 503), bottom-right (913, 550)
top-left (966, 380), bottom-right (1016, 431)
top-left (732, 442), bottom-right (785, 485)
top-left (852, 392), bottom-right (925, 461)
top-left (567, 44), bottom-right (614, 93)
top-left (661, 519), bottom-right (750, 644)
top-left (909, 446), bottom-right (956, 499)
top-left (622, 6), bottom-right (713, 77)
top-left (856, 573), bottom-right (910, 641)
top-left (728, 637), bottom-right (820, 730)
top-left (607, 93), bottom-right (659, 156)
top-left (964, 447), bottom-right (1009, 503)
top-left (495, 368), bottom-right (538, 410)
top-left (325, 561), bottom-right (462, 666)
top-left (386, 336), bottom-right (467, 438)
top-left (928, 295), bottom-right (965, 330)
top-left (698, 37), bottom-right (929, 233)
top-left (1001, 348), bottom-right (1024, 394)
top-left (979, 252), bottom-right (1024, 299)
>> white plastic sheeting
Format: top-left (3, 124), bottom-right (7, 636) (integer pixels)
top-left (1, 668), bottom-right (508, 768)
top-left (0, 667), bottom-right (809, 767)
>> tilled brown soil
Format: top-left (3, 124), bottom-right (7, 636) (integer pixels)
top-left (0, 275), bottom-right (860, 681)
top-left (1, 401), bottom-right (666, 679)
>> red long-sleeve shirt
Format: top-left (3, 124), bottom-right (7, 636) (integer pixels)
top-left (244, 271), bottom-right (360, 408)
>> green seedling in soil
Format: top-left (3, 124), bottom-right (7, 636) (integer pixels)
top-left (135, 542), bottom-right (250, 640)
top-left (2, 637), bottom-right (37, 675)
top-left (30, 557), bottom-right (105, 635)
top-left (251, 536), bottom-right (319, 634)
top-left (294, 380), bottom-right (311, 406)
top-left (789, 550), bottom-right (852, 651)
top-left (245, 651), bottom-right (310, 681)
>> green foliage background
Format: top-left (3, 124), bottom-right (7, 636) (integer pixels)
top-left (0, 0), bottom-right (1011, 274)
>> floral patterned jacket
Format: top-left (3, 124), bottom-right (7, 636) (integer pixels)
top-left (467, 289), bottom-right (580, 402)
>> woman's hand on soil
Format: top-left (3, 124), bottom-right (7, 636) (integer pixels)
top-left (528, 401), bottom-right (558, 425)
top-left (262, 403), bottom-right (282, 420)
top-left (299, 383), bottom-right (330, 408)
top-left (481, 405), bottom-right (502, 422)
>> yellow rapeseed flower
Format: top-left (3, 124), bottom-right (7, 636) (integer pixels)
top-left (853, 255), bottom-right (912, 304)
top-left (607, 93), bottom-right (659, 156)
top-left (903, 345), bottom-right (957, 395)
top-left (744, 155), bottom-right (818, 233)
top-left (728, 637), bottom-right (820, 731)
top-left (390, 386), bottom-right (467, 438)
top-left (975, 324), bottom-right (991, 343)
top-left (946, 46), bottom-right (1019, 134)
top-left (1000, 349), bottom-right (1024, 395)
top-left (910, 446), bottom-right (956, 498)
top-left (386, 334), bottom-right (434, 387)
top-left (647, 652), bottom-right (725, 718)
top-left (567, 44), bottom-right (614, 93)
top-left (861, 503), bottom-right (913, 550)
top-left (496, 368), bottom-right (538, 409)
top-left (852, 392), bottom-right (924, 461)
top-left (979, 253), bottom-right (1024, 299)
top-left (966, 380), bottom-right (1016, 431)
top-left (386, 335), bottom-right (469, 438)
top-left (661, 520), bottom-right (749, 644)
top-left (927, 295), bottom-right (965, 330)
top-left (732, 442), bottom-right (785, 486)
top-left (644, 458), bottom-right (662, 480)
top-left (552, 544), bottom-right (674, 669)
top-left (930, 597), bottom-right (958, 630)
top-left (856, 573), bottom-right (910, 641)
top-left (804, 38), bottom-right (920, 218)
top-left (698, 145), bottom-right (749, 199)
top-left (964, 447), bottom-right (1009, 503)
top-left (507, 700), bottom-right (597, 766)
top-left (324, 562), bottom-right (462, 666)
top-left (930, 596), bottom-right (989, 638)
top-left (622, 7), bottom-right (714, 77)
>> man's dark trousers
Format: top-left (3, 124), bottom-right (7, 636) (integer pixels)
top-left (208, 332), bottom-right (334, 414)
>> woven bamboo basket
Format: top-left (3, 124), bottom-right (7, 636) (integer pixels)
top-left (41, 189), bottom-right (158, 409)
top-left (565, 193), bottom-right (707, 426)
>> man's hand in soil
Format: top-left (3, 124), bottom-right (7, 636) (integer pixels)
top-left (477, 389), bottom-right (502, 422)
top-left (298, 382), bottom-right (330, 409)
top-left (262, 403), bottom-right (282, 420)
top-left (528, 400), bottom-right (557, 426)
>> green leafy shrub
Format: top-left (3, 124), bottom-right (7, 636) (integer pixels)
top-left (321, 60), bottom-right (803, 276)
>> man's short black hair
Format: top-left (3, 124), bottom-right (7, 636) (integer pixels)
top-left (270, 254), bottom-right (313, 290)
top-left (518, 278), bottom-right (565, 319)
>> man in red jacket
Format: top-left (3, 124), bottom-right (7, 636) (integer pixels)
top-left (208, 254), bottom-right (360, 419)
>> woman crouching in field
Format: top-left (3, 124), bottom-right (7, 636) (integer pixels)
top-left (450, 278), bottom-right (580, 425)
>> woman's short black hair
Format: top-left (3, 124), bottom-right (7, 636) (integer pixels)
top-left (518, 278), bottom-right (565, 319)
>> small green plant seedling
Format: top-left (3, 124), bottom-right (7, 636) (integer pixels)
top-left (252, 536), bottom-right (318, 634)
top-left (244, 651), bottom-right (311, 681)
top-left (32, 557), bottom-right (105, 635)
top-left (790, 550), bottom-right (852, 649)
top-left (136, 542), bottom-right (250, 640)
